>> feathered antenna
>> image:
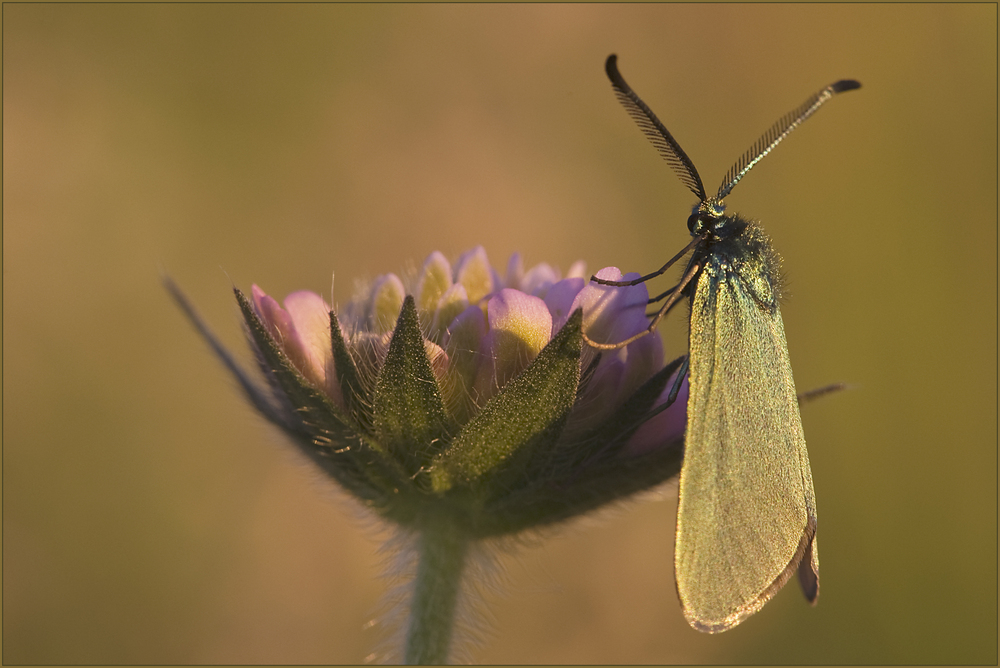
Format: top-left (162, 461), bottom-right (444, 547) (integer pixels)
top-left (606, 54), bottom-right (707, 202)
top-left (717, 79), bottom-right (861, 200)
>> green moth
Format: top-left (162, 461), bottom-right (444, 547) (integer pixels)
top-left (586, 55), bottom-right (859, 632)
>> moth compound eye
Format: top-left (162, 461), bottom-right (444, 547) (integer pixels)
top-left (689, 214), bottom-right (717, 236)
top-left (687, 213), bottom-right (701, 234)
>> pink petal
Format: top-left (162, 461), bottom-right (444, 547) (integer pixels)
top-left (571, 356), bottom-right (625, 431)
top-left (443, 304), bottom-right (489, 415)
top-left (474, 289), bottom-right (553, 402)
top-left (443, 304), bottom-right (488, 351)
top-left (545, 277), bottom-right (586, 335)
top-left (566, 260), bottom-right (587, 279)
top-left (619, 330), bottom-right (665, 402)
top-left (250, 285), bottom-right (343, 407)
top-left (571, 267), bottom-right (650, 346)
top-left (520, 262), bottom-right (560, 297)
top-left (454, 246), bottom-right (497, 305)
top-left (504, 252), bottom-right (524, 289)
top-left (431, 283), bottom-right (470, 337)
top-left (283, 291), bottom-right (333, 389)
top-left (251, 284), bottom-right (294, 344)
top-left (416, 251), bottom-right (453, 314)
top-left (369, 273), bottom-right (406, 333)
top-left (423, 339), bottom-right (450, 389)
top-left (625, 374), bottom-right (689, 456)
top-left (487, 289), bottom-right (553, 354)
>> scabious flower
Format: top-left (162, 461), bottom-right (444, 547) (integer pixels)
top-left (238, 246), bottom-right (686, 533)
top-left (169, 246), bottom-right (688, 664)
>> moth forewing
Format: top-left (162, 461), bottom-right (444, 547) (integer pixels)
top-left (676, 228), bottom-right (818, 633)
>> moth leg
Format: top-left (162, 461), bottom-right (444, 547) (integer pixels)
top-left (590, 235), bottom-right (701, 287)
top-left (583, 259), bottom-right (701, 350)
top-left (666, 355), bottom-right (689, 406)
top-left (797, 382), bottom-right (849, 405)
top-left (638, 354), bottom-right (689, 425)
top-left (648, 282), bottom-right (681, 304)
top-left (646, 283), bottom-right (687, 318)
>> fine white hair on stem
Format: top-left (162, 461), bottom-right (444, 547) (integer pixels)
top-left (365, 529), bottom-right (508, 664)
top-left (364, 528), bottom-right (417, 664)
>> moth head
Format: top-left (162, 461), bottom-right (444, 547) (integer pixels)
top-left (687, 197), bottom-right (726, 236)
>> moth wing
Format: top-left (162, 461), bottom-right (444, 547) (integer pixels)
top-left (676, 265), bottom-right (818, 633)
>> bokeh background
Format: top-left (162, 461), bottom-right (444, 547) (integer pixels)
top-left (4, 4), bottom-right (996, 664)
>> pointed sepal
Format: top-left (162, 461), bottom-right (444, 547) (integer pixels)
top-left (329, 309), bottom-right (370, 426)
top-left (373, 296), bottom-right (451, 480)
top-left (474, 354), bottom-right (686, 537)
top-left (235, 288), bottom-right (413, 509)
top-left (431, 309), bottom-right (584, 493)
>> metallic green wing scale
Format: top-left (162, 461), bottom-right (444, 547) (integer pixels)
top-left (676, 222), bottom-right (819, 633)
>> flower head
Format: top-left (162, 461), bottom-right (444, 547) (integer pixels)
top-left (222, 246), bottom-right (686, 536)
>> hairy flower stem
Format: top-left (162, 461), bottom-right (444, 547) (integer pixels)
top-left (404, 519), bottom-right (469, 665)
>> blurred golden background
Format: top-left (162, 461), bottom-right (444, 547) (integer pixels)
top-left (4, 4), bottom-right (996, 664)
